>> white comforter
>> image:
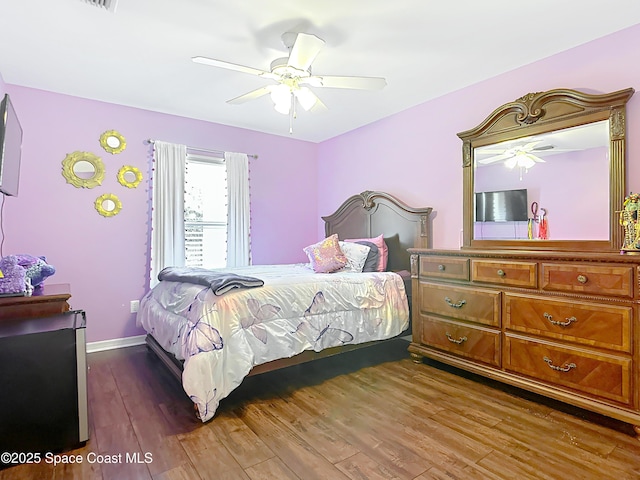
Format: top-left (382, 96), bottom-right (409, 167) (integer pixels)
top-left (137, 263), bottom-right (409, 421)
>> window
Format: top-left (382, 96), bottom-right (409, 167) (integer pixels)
top-left (184, 155), bottom-right (227, 268)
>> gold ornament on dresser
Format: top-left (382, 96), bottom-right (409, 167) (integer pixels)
top-left (620, 192), bottom-right (640, 254)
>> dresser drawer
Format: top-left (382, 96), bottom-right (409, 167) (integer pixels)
top-left (504, 293), bottom-right (632, 353)
top-left (418, 315), bottom-right (500, 367)
top-left (418, 282), bottom-right (500, 327)
top-left (420, 256), bottom-right (469, 281)
top-left (541, 263), bottom-right (634, 298)
top-left (472, 260), bottom-right (537, 288)
top-left (504, 334), bottom-right (632, 405)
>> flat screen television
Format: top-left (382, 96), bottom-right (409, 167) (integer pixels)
top-left (475, 188), bottom-right (528, 222)
top-left (0, 94), bottom-right (23, 197)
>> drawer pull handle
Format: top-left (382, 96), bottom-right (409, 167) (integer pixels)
top-left (446, 332), bottom-right (467, 344)
top-left (543, 356), bottom-right (577, 372)
top-left (497, 269), bottom-right (506, 277)
top-left (444, 297), bottom-right (466, 308)
top-left (577, 274), bottom-right (588, 284)
top-left (438, 264), bottom-right (446, 271)
top-left (543, 313), bottom-right (577, 327)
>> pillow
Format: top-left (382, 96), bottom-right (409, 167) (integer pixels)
top-left (345, 234), bottom-right (388, 271)
top-left (354, 240), bottom-right (379, 272)
top-left (303, 234), bottom-right (348, 273)
top-left (338, 241), bottom-right (371, 273)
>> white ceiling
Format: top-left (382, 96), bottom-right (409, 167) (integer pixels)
top-left (2, 0), bottom-right (640, 143)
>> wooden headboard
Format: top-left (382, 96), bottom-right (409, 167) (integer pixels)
top-left (322, 191), bottom-right (433, 272)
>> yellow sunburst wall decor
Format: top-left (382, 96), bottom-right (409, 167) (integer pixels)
top-left (117, 165), bottom-right (143, 188)
top-left (61, 151), bottom-right (105, 188)
top-left (95, 193), bottom-right (122, 217)
top-left (100, 130), bottom-right (126, 154)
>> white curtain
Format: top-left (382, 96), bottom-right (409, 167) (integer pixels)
top-left (225, 152), bottom-right (251, 267)
top-left (150, 141), bottom-right (187, 288)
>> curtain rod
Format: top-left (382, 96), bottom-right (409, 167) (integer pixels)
top-left (146, 139), bottom-right (258, 159)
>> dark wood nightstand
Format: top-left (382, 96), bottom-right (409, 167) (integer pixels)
top-left (0, 283), bottom-right (71, 321)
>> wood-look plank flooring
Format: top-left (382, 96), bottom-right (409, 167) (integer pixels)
top-left (1, 339), bottom-right (639, 479)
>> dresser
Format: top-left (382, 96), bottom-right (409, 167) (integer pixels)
top-left (0, 283), bottom-right (71, 321)
top-left (408, 249), bottom-right (640, 436)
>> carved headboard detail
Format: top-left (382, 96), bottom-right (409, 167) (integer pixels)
top-left (322, 191), bottom-right (433, 272)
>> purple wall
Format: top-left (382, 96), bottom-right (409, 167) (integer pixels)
top-left (1, 86), bottom-right (318, 342)
top-left (317, 23), bottom-right (640, 249)
top-left (4, 22), bottom-right (640, 343)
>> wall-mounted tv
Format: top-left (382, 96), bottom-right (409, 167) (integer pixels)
top-left (475, 188), bottom-right (528, 222)
top-left (0, 94), bottom-right (23, 197)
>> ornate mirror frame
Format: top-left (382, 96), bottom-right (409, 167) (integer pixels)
top-left (117, 165), bottom-right (143, 188)
top-left (95, 193), bottom-right (122, 217)
top-left (100, 130), bottom-right (126, 154)
top-left (457, 87), bottom-right (634, 252)
top-left (61, 151), bottom-right (105, 189)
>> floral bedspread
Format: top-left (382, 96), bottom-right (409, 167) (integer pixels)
top-left (137, 263), bottom-right (409, 422)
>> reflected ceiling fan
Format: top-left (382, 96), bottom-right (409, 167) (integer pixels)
top-left (192, 32), bottom-right (387, 133)
top-left (477, 141), bottom-right (554, 169)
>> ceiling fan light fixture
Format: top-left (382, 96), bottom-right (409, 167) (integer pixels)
top-left (519, 154), bottom-right (537, 169)
top-left (504, 157), bottom-right (518, 169)
top-left (270, 84), bottom-right (292, 114)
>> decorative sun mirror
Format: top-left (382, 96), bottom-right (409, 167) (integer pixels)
top-left (61, 151), bottom-right (105, 189)
top-left (117, 165), bottom-right (143, 188)
top-left (100, 130), bottom-right (126, 154)
top-left (457, 87), bottom-right (634, 252)
top-left (95, 193), bottom-right (122, 217)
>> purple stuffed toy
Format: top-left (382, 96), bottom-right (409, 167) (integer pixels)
top-left (0, 255), bottom-right (29, 295)
top-left (15, 254), bottom-right (56, 289)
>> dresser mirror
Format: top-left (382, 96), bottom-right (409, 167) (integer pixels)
top-left (457, 88), bottom-right (634, 252)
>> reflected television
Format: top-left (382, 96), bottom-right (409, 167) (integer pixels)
top-left (0, 94), bottom-right (23, 197)
top-left (475, 188), bottom-right (528, 222)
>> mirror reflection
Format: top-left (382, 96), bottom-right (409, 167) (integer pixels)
top-left (474, 121), bottom-right (610, 241)
top-left (106, 136), bottom-right (121, 149)
top-left (73, 160), bottom-right (97, 180)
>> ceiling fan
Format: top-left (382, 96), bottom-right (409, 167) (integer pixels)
top-left (477, 141), bottom-right (554, 169)
top-left (192, 32), bottom-right (387, 132)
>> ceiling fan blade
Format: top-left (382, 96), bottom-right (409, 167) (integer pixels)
top-left (227, 86), bottom-right (273, 105)
top-left (302, 75), bottom-right (387, 90)
top-left (192, 56), bottom-right (278, 80)
top-left (287, 33), bottom-right (325, 71)
top-left (521, 141), bottom-right (541, 151)
top-left (293, 87), bottom-right (319, 111)
top-left (478, 153), bottom-right (514, 165)
top-left (533, 144), bottom-right (554, 151)
top-left (310, 96), bottom-right (328, 113)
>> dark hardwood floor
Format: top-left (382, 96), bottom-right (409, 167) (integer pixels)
top-left (1, 339), bottom-right (639, 479)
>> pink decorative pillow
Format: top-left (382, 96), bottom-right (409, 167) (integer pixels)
top-left (303, 234), bottom-right (348, 273)
top-left (345, 234), bottom-right (388, 271)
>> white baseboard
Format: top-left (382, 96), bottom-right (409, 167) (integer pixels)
top-left (86, 334), bottom-right (147, 353)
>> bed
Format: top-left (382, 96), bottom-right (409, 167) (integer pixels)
top-left (138, 190), bottom-right (432, 421)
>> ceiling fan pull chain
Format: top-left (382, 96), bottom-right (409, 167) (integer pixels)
top-left (289, 92), bottom-right (294, 134)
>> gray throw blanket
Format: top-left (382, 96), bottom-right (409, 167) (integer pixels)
top-left (158, 267), bottom-right (264, 295)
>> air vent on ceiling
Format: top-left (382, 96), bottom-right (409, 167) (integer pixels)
top-left (82, 0), bottom-right (118, 12)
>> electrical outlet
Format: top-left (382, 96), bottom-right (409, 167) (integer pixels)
top-left (130, 300), bottom-right (140, 313)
